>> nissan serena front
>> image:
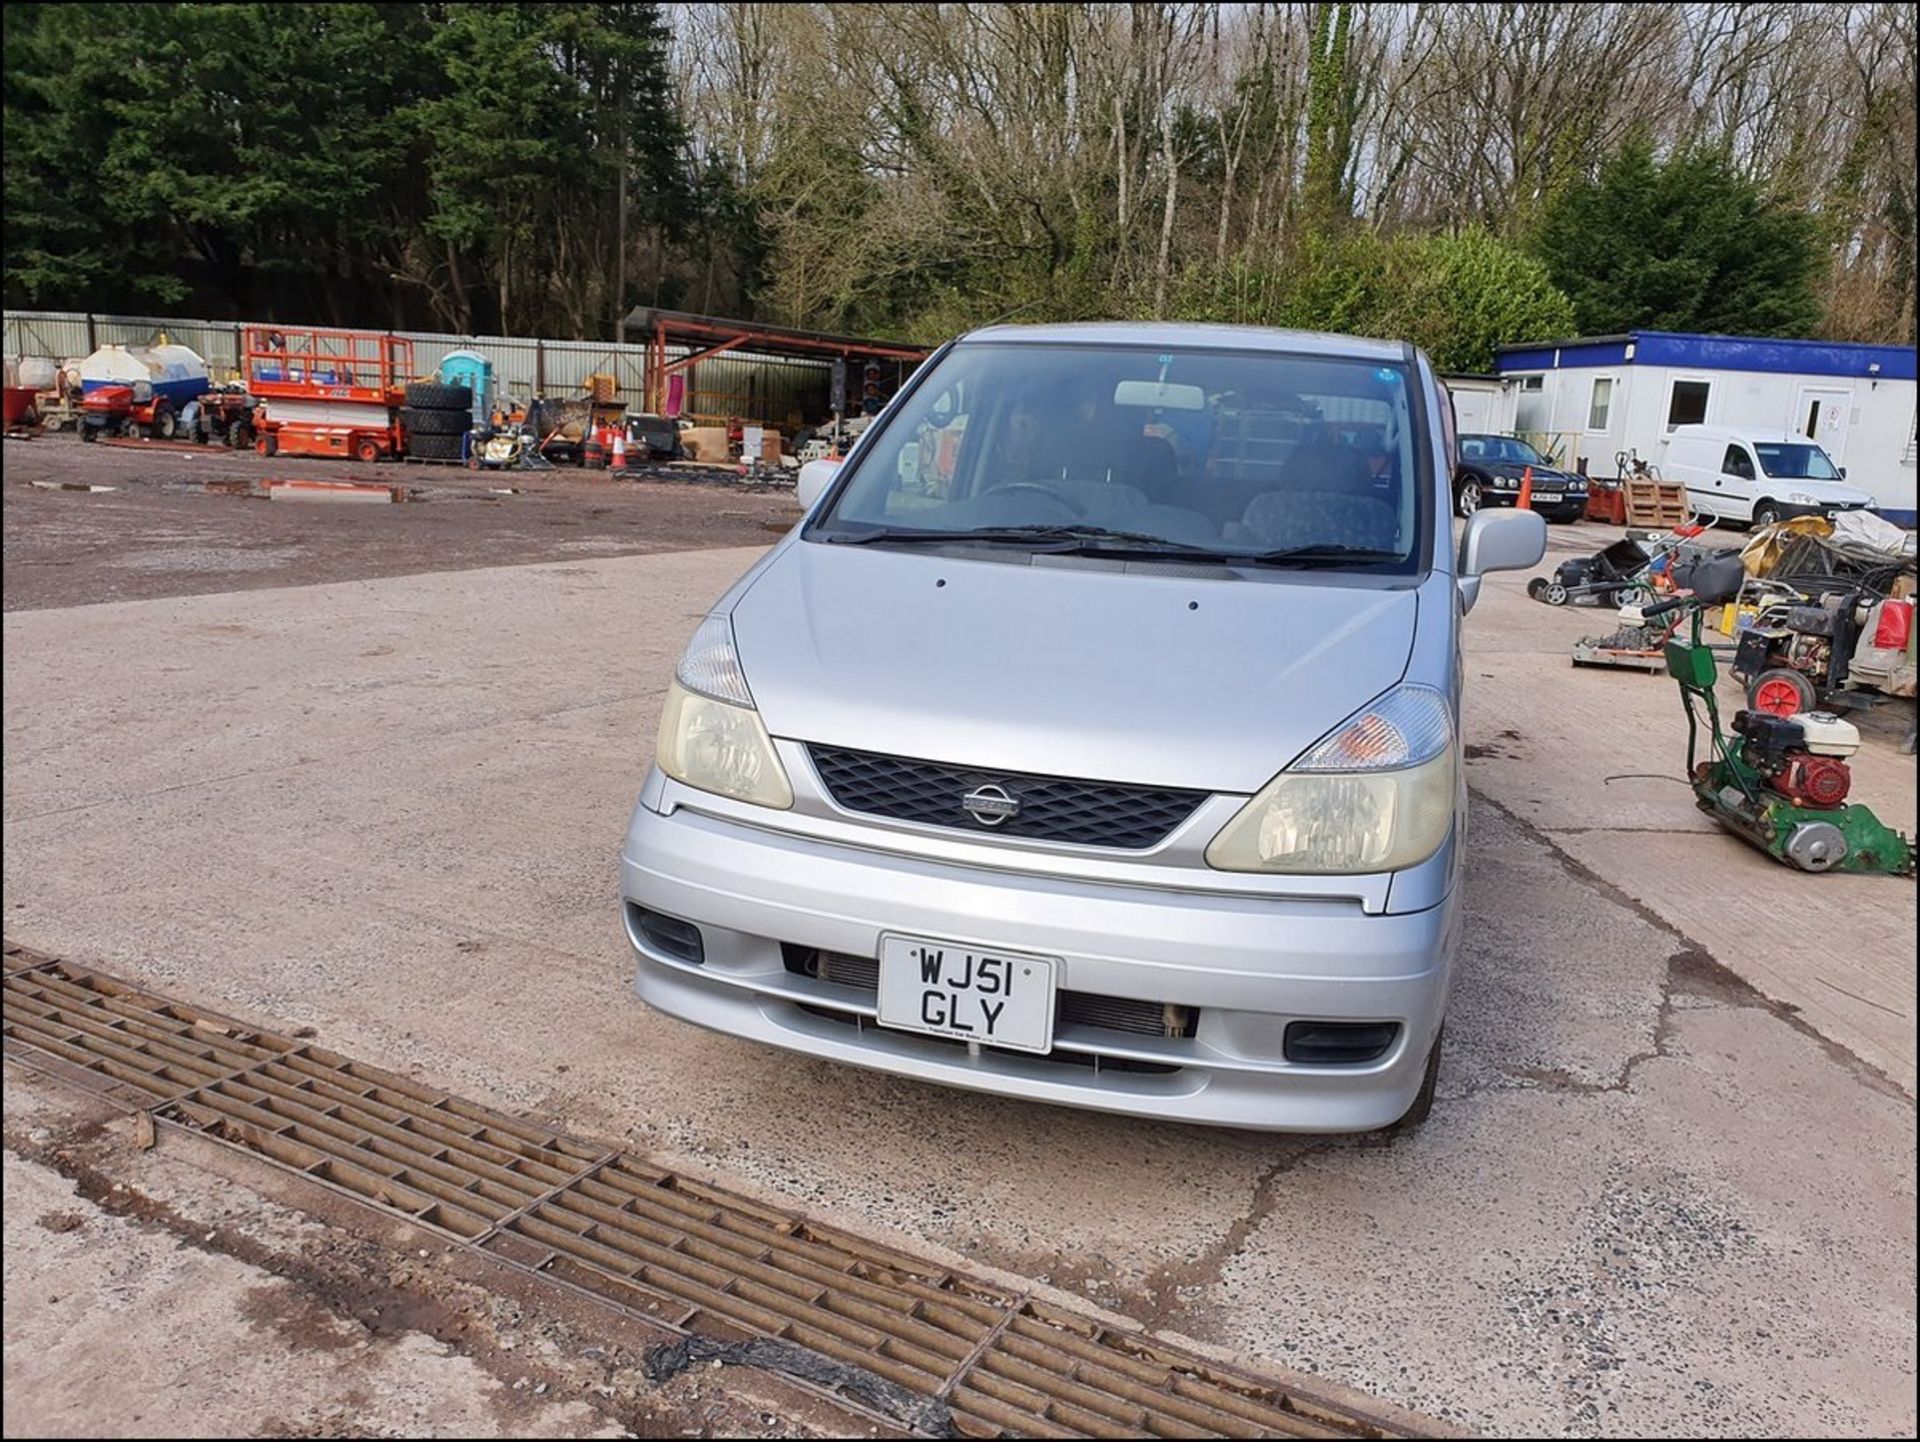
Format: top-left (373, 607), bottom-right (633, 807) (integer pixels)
top-left (621, 323), bottom-right (1544, 1131)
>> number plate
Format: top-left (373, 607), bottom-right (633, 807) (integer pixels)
top-left (1532, 491), bottom-right (1563, 502)
top-left (876, 935), bottom-right (1057, 1054)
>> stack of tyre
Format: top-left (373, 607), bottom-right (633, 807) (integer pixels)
top-left (400, 381), bottom-right (473, 462)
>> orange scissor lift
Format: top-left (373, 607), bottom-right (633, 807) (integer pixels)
top-left (244, 327), bottom-right (415, 462)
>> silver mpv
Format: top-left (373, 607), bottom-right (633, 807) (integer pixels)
top-left (622, 324), bottom-right (1545, 1131)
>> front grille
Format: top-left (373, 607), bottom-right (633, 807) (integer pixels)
top-left (794, 1004), bottom-right (1186, 1075)
top-left (807, 745), bottom-right (1205, 849)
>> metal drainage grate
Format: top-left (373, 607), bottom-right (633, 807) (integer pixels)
top-left (3, 946), bottom-right (1435, 1441)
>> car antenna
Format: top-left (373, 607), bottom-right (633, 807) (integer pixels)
top-left (979, 298), bottom-right (1046, 328)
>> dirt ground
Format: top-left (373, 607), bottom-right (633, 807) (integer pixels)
top-left (2, 433), bottom-right (801, 612)
top-left (3, 452), bottom-right (1915, 1439)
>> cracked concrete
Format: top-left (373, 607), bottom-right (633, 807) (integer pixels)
top-left (1460, 526), bottom-right (1916, 1095)
top-left (4, 534), bottom-right (1914, 1436)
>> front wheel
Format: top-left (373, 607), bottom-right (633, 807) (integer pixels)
top-left (1544, 580), bottom-right (1570, 606)
top-left (152, 405), bottom-right (177, 440)
top-left (1457, 479), bottom-right (1483, 517)
top-left (1752, 500), bottom-right (1783, 528)
top-left (1385, 1028), bottom-right (1443, 1133)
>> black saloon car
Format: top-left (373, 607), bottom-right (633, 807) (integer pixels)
top-left (1454, 434), bottom-right (1588, 522)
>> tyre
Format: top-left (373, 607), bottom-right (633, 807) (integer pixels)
top-left (1544, 580), bottom-right (1570, 606)
top-left (1618, 584), bottom-right (1655, 608)
top-left (256, 432), bottom-right (278, 458)
top-left (123, 418), bottom-right (145, 439)
top-left (1752, 499), bottom-right (1783, 528)
top-left (352, 434), bottom-right (384, 464)
top-left (400, 406), bottom-right (469, 435)
top-left (1526, 577), bottom-right (1549, 601)
top-left (1748, 667), bottom-right (1817, 717)
top-left (404, 381), bottom-right (472, 411)
top-left (406, 431), bottom-right (465, 461)
top-left (80, 423), bottom-right (99, 443)
top-left (1457, 478), bottom-right (1482, 517)
top-left (152, 404), bottom-right (177, 440)
top-left (1385, 1027), bottom-right (1443, 1133)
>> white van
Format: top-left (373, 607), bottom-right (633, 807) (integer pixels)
top-left (1665, 424), bottom-right (1878, 527)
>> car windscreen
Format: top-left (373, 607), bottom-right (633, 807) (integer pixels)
top-left (1465, 436), bottom-right (1543, 466)
top-left (808, 342), bottom-right (1428, 573)
top-left (1754, 442), bottom-right (1841, 481)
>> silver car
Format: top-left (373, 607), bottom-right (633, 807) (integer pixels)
top-left (622, 324), bottom-right (1545, 1131)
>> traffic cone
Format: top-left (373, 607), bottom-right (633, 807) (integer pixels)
top-left (611, 429), bottom-right (627, 471)
top-left (1517, 465), bottom-right (1534, 510)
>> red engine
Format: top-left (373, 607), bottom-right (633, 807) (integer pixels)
top-left (1770, 753), bottom-right (1851, 809)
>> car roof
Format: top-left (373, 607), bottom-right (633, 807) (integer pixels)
top-left (1670, 424), bottom-right (1817, 445)
top-left (959, 320), bottom-right (1408, 361)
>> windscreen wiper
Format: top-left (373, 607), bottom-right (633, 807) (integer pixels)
top-left (1223, 544), bottom-right (1405, 568)
top-left (824, 524), bottom-right (1198, 549)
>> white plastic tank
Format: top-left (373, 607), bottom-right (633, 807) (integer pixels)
top-left (17, 357), bottom-right (58, 391)
top-left (78, 343), bottom-right (209, 407)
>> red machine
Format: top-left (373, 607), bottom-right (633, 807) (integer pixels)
top-left (244, 326), bottom-right (413, 461)
top-left (78, 384), bottom-right (181, 440)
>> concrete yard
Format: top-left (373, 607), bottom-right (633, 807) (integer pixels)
top-left (3, 453), bottom-right (1916, 1438)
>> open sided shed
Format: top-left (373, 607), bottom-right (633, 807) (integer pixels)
top-left (622, 308), bottom-right (931, 431)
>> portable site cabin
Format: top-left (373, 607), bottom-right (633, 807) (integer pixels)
top-left (1438, 373), bottom-right (1508, 437)
top-left (1465, 331), bottom-right (1917, 526)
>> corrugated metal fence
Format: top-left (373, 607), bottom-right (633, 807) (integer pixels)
top-left (3, 310), bottom-right (835, 428)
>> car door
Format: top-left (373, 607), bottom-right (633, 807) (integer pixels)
top-left (1719, 442), bottom-right (1759, 519)
top-left (1674, 442), bottom-right (1725, 518)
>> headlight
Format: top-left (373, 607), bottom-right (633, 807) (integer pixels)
top-left (1570, 478), bottom-right (1588, 492)
top-left (1205, 686), bottom-right (1456, 874)
top-left (1491, 474), bottom-right (1518, 489)
top-left (654, 615), bottom-right (793, 808)
top-left (1787, 491), bottom-right (1817, 505)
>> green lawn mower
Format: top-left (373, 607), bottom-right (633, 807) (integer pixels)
top-left (1646, 553), bottom-right (1915, 877)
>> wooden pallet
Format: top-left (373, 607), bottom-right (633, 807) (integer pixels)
top-left (1623, 479), bottom-right (1689, 529)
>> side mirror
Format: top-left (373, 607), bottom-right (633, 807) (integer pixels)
top-left (796, 457), bottom-right (840, 510)
top-left (1456, 508), bottom-right (1547, 614)
top-left (1839, 466), bottom-right (1847, 479)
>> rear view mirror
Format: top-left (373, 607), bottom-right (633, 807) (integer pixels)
top-left (797, 457), bottom-right (840, 510)
top-left (1113, 380), bottom-right (1204, 411)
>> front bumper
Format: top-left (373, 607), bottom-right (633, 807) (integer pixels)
top-left (620, 795), bottom-right (1459, 1132)
top-left (1482, 488), bottom-right (1587, 520)
top-left (1771, 500), bottom-right (1875, 521)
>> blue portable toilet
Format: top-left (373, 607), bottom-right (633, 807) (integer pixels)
top-left (438, 349), bottom-right (495, 428)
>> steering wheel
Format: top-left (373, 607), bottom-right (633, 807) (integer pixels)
top-left (981, 481), bottom-right (1088, 518)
